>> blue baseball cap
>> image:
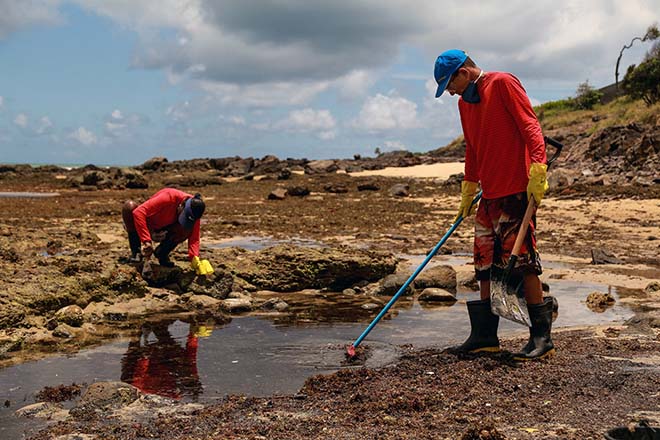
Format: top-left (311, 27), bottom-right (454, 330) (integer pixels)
top-left (434, 49), bottom-right (468, 98)
top-left (178, 195), bottom-right (205, 229)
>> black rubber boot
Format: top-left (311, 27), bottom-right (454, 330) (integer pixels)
top-left (154, 239), bottom-right (177, 268)
top-left (513, 296), bottom-right (556, 361)
top-left (127, 231), bottom-right (142, 263)
top-left (446, 299), bottom-right (500, 354)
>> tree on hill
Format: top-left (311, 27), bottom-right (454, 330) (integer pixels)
top-left (622, 41), bottom-right (660, 106)
top-left (574, 80), bottom-right (603, 110)
top-left (615, 23), bottom-right (659, 88)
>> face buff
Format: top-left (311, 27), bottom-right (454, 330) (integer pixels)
top-left (462, 70), bottom-right (484, 104)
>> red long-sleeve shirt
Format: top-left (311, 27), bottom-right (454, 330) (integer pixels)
top-left (459, 72), bottom-right (546, 199)
top-left (132, 188), bottom-right (200, 260)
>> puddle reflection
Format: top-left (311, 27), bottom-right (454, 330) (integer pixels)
top-left (121, 320), bottom-right (207, 400)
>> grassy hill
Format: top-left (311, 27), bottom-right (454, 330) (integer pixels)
top-left (430, 94), bottom-right (659, 162)
top-left (537, 95), bottom-right (660, 135)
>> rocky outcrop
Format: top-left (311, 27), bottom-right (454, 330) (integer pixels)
top-left (222, 245), bottom-right (398, 292)
top-left (549, 123), bottom-right (659, 189)
top-left (69, 167), bottom-right (148, 190)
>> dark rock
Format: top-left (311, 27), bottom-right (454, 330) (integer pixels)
top-left (375, 273), bottom-right (415, 296)
top-left (268, 188), bottom-right (288, 200)
top-left (442, 173), bottom-right (464, 187)
top-left (388, 184), bottom-right (409, 197)
top-left (164, 173), bottom-right (223, 187)
top-left (357, 182), bottom-right (380, 191)
top-left (278, 168), bottom-right (292, 180)
top-left (226, 158), bottom-right (254, 177)
top-left (418, 288), bottom-right (456, 302)
top-left (73, 382), bottom-right (140, 414)
top-left (645, 281), bottom-right (660, 294)
top-left (188, 269), bottom-right (234, 299)
top-left (0, 165), bottom-right (17, 173)
top-left (53, 324), bottom-right (77, 338)
top-left (586, 291), bottom-right (615, 312)
top-left (305, 160), bottom-right (338, 174)
top-left (414, 265), bottom-right (457, 293)
top-left (324, 184), bottom-right (349, 194)
top-left (287, 186), bottom-right (310, 197)
top-left (231, 245), bottom-right (397, 292)
top-left (82, 170), bottom-right (105, 186)
top-left (259, 298), bottom-right (289, 312)
top-left (140, 157), bottom-right (168, 171)
top-left (591, 248), bottom-right (623, 264)
top-left (55, 305), bottom-right (85, 327)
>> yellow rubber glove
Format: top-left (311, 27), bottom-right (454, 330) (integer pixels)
top-left (191, 256), bottom-right (214, 276)
top-left (527, 163), bottom-right (549, 206)
top-left (455, 181), bottom-right (479, 221)
top-left (192, 325), bottom-right (213, 338)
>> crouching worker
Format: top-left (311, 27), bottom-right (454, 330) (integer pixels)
top-left (121, 188), bottom-right (214, 275)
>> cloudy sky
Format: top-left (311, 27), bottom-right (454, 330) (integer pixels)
top-left (0, 0), bottom-right (657, 165)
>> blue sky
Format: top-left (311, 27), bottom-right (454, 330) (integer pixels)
top-left (0, 0), bottom-right (657, 166)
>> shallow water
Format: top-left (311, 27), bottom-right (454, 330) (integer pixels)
top-left (0, 237), bottom-right (638, 438)
top-left (0, 192), bottom-right (60, 198)
top-left (0, 274), bottom-right (634, 438)
top-left (210, 235), bottom-right (324, 251)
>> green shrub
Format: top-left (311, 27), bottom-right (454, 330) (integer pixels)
top-left (622, 45), bottom-right (660, 106)
top-left (574, 80), bottom-right (603, 110)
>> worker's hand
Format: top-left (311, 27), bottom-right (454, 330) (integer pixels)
top-left (455, 181), bottom-right (479, 222)
top-left (527, 163), bottom-right (549, 206)
top-left (141, 241), bottom-right (153, 258)
top-left (191, 256), bottom-right (214, 276)
top-left (191, 324), bottom-right (213, 338)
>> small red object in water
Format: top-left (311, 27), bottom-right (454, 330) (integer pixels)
top-left (346, 345), bottom-right (356, 358)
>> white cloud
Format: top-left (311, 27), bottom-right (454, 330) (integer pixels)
top-left (199, 80), bottom-right (330, 108)
top-left (353, 93), bottom-right (421, 132)
top-left (275, 108), bottom-right (337, 140)
top-left (35, 116), bottom-right (53, 135)
top-left (13, 113), bottom-right (28, 128)
top-left (73, 0), bottom-right (656, 91)
top-left (377, 140), bottom-right (408, 152)
top-left (415, 0), bottom-right (658, 86)
top-left (282, 108), bottom-right (336, 131)
top-left (165, 100), bottom-right (191, 121)
top-left (219, 115), bottom-right (246, 125)
top-left (105, 121), bottom-right (126, 133)
top-left (1, 0), bottom-right (649, 97)
top-left (335, 70), bottom-right (375, 99)
top-left (0, 0), bottom-right (63, 40)
top-left (319, 131), bottom-right (336, 140)
top-left (105, 110), bottom-right (126, 134)
top-left (0, 96), bottom-right (4, 107)
top-left (69, 127), bottom-right (97, 145)
top-left (420, 78), bottom-right (462, 141)
top-left (229, 115), bottom-right (245, 125)
top-left (104, 109), bottom-right (146, 137)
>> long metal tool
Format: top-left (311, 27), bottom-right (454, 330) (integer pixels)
top-left (346, 191), bottom-right (482, 357)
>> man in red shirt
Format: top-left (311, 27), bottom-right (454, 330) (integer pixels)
top-left (122, 188), bottom-right (213, 275)
top-left (434, 49), bottom-right (555, 360)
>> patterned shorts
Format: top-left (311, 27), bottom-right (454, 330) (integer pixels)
top-left (473, 192), bottom-right (542, 281)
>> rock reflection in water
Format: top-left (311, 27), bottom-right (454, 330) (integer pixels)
top-left (121, 320), bottom-right (209, 400)
top-left (254, 290), bottom-right (418, 326)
